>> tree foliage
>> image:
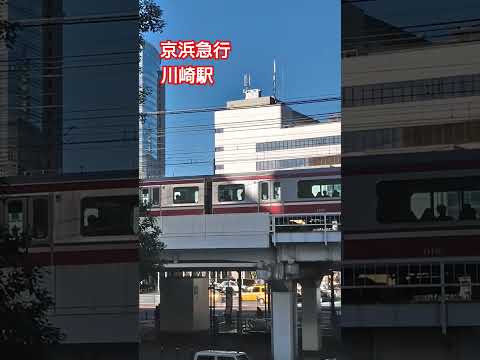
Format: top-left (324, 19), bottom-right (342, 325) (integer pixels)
top-left (140, 0), bottom-right (166, 33)
top-left (138, 203), bottom-right (164, 283)
top-left (0, 228), bottom-right (64, 349)
top-left (0, 20), bottom-right (21, 49)
top-left (138, 3), bottom-right (165, 285)
top-left (139, 0), bottom-right (166, 48)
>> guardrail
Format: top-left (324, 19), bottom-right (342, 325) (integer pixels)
top-left (272, 213), bottom-right (341, 245)
top-left (273, 213), bottom-right (341, 232)
top-left (342, 261), bottom-right (480, 333)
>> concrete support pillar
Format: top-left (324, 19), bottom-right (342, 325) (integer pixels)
top-left (158, 277), bottom-right (209, 333)
top-left (301, 280), bottom-right (322, 351)
top-left (271, 280), bottom-right (298, 360)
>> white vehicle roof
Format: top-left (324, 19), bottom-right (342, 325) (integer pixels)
top-left (195, 350), bottom-right (247, 356)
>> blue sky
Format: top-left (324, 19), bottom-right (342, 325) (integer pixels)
top-left (145, 0), bottom-right (340, 177)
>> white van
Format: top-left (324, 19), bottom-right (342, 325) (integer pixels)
top-left (193, 350), bottom-right (249, 360)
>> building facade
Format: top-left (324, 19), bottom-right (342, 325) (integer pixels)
top-left (0, 0), bottom-right (63, 177)
top-left (214, 91), bottom-right (340, 174)
top-left (1, 1), bottom-right (140, 358)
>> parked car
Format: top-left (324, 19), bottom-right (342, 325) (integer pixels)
top-left (194, 350), bottom-right (249, 360)
top-left (218, 280), bottom-right (239, 292)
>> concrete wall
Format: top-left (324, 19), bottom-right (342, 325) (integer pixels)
top-left (342, 303), bottom-right (480, 328)
top-left (45, 262), bottom-right (139, 343)
top-left (159, 213), bottom-right (271, 249)
top-left (340, 327), bottom-right (480, 360)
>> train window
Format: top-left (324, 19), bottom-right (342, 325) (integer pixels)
top-left (297, 180), bottom-right (341, 199)
top-left (151, 187), bottom-right (160, 206)
top-left (7, 200), bottom-right (24, 236)
top-left (81, 196), bottom-right (138, 236)
top-left (32, 198), bottom-right (48, 239)
top-left (260, 182), bottom-right (269, 200)
top-left (218, 184), bottom-right (245, 202)
top-left (378, 177), bottom-right (480, 223)
top-left (141, 188), bottom-right (149, 206)
top-left (273, 182), bottom-right (281, 200)
top-left (4, 198), bottom-right (49, 240)
top-left (410, 191), bottom-right (461, 221)
top-left (173, 187), bottom-right (199, 204)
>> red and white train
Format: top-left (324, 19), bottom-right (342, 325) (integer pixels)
top-left (140, 167), bottom-right (341, 217)
top-left (342, 149), bottom-right (480, 260)
top-left (0, 171), bottom-right (139, 346)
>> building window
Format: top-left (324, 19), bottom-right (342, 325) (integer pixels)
top-left (81, 196), bottom-right (138, 236)
top-left (215, 164), bottom-right (224, 170)
top-left (256, 155), bottom-right (340, 171)
top-left (215, 128), bottom-right (224, 133)
top-left (256, 135), bottom-right (340, 152)
top-left (218, 184), bottom-right (245, 202)
top-left (260, 182), bottom-right (269, 200)
top-left (273, 182), bottom-right (281, 200)
top-left (173, 187), bottom-right (199, 204)
top-left (343, 73), bottom-right (480, 108)
top-left (344, 121), bottom-right (480, 153)
top-left (298, 180), bottom-right (341, 199)
top-left (215, 146), bottom-right (224, 152)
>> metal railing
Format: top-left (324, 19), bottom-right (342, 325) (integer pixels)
top-left (272, 213), bottom-right (341, 233)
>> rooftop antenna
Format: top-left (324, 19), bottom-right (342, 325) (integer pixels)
top-left (272, 59), bottom-right (277, 100)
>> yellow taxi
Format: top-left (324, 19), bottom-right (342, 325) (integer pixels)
top-left (241, 285), bottom-right (266, 304)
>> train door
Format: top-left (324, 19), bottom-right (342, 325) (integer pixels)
top-left (204, 179), bottom-right (212, 214)
top-left (258, 181), bottom-right (270, 212)
top-left (151, 187), bottom-right (160, 207)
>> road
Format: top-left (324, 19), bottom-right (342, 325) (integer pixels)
top-left (139, 291), bottom-right (341, 359)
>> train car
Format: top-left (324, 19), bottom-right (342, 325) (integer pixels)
top-left (141, 176), bottom-right (207, 216)
top-left (141, 167), bottom-right (341, 217)
top-left (342, 149), bottom-right (480, 260)
top-left (0, 171), bottom-right (139, 350)
top-left (141, 167), bottom-right (341, 235)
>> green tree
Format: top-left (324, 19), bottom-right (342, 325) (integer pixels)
top-left (139, 0), bottom-right (166, 47)
top-left (0, 228), bottom-right (64, 355)
top-left (138, 0), bottom-right (166, 287)
top-left (138, 0), bottom-right (165, 105)
top-left (138, 203), bottom-right (164, 285)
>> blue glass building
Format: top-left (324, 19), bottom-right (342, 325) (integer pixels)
top-left (139, 41), bottom-right (165, 178)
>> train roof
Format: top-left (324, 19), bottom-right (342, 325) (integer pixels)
top-left (141, 166), bottom-right (341, 185)
top-left (343, 148), bottom-right (480, 176)
top-left (0, 170), bottom-right (138, 193)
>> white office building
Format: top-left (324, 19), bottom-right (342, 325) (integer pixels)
top-left (214, 90), bottom-right (341, 174)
